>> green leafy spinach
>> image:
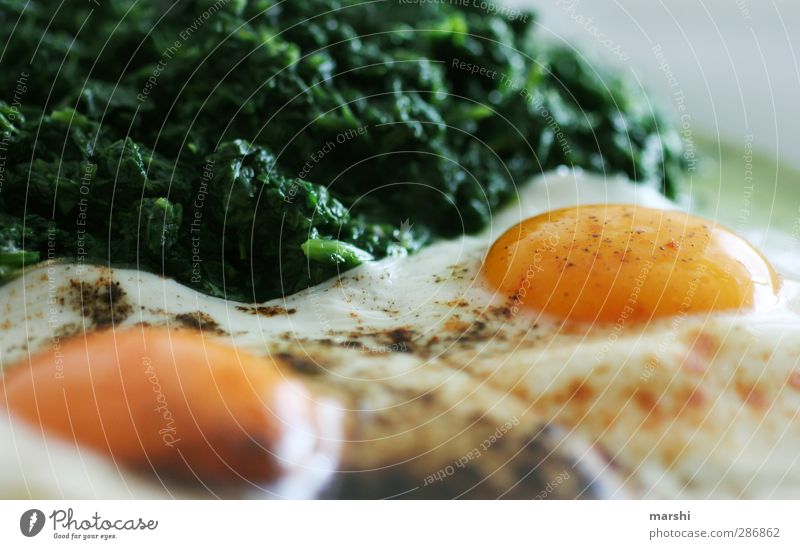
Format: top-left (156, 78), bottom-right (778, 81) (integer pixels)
top-left (0, 0), bottom-right (685, 301)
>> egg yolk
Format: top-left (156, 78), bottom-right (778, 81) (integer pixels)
top-left (1, 327), bottom-right (340, 486)
top-left (482, 204), bottom-right (779, 324)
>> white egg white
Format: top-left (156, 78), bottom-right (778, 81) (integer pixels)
top-left (2, 169), bottom-right (800, 498)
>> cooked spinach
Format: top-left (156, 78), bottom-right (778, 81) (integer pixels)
top-left (0, 0), bottom-right (685, 301)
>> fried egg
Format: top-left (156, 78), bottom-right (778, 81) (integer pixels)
top-left (2, 168), bottom-right (800, 499)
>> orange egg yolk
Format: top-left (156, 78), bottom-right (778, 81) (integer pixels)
top-left (1, 327), bottom-right (339, 486)
top-left (482, 204), bottom-right (780, 324)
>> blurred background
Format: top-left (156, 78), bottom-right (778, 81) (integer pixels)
top-left (522, 0), bottom-right (798, 166)
top-left (512, 0), bottom-right (800, 264)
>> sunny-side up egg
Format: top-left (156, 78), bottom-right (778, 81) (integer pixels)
top-left (482, 204), bottom-right (781, 324)
top-left (2, 169), bottom-right (800, 499)
top-left (0, 327), bottom-right (344, 497)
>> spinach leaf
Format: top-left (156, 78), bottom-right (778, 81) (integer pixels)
top-left (0, 0), bottom-right (685, 301)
